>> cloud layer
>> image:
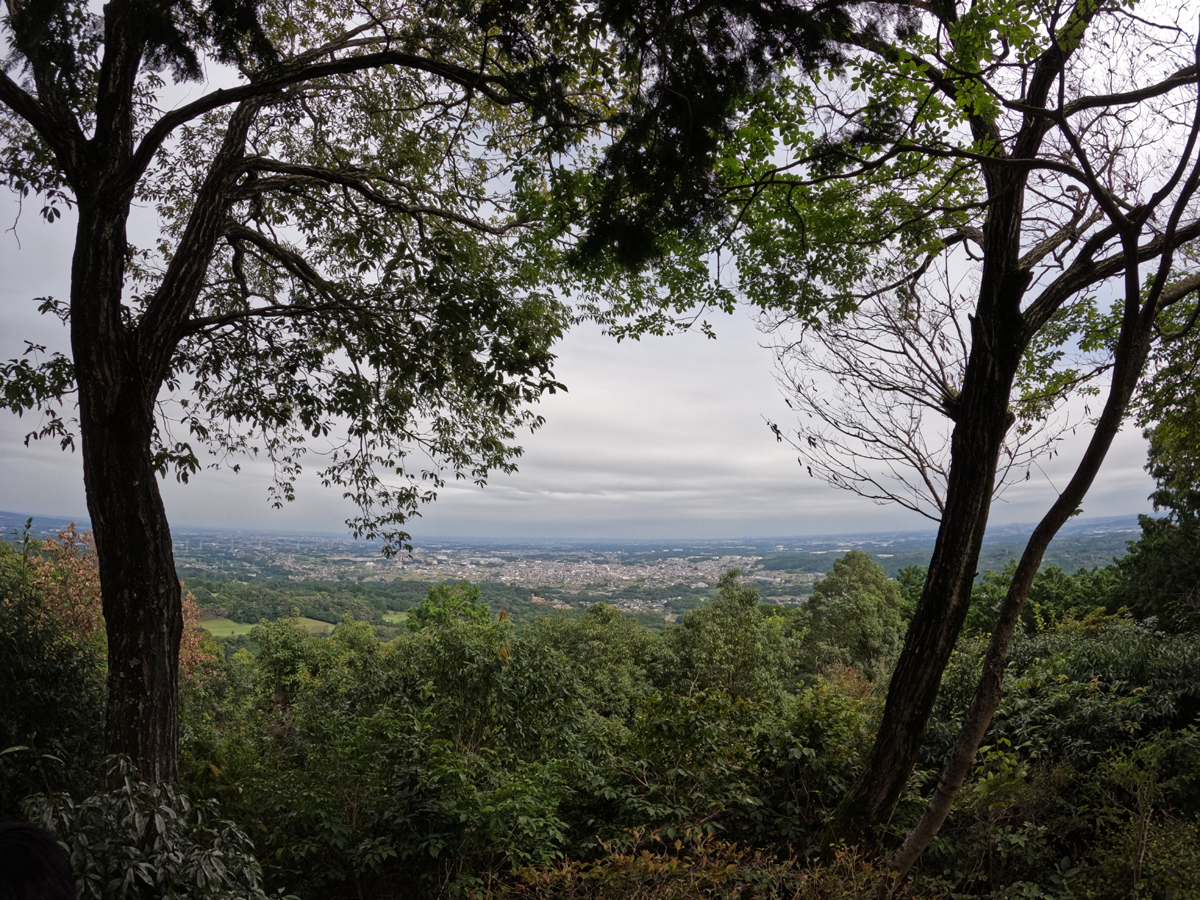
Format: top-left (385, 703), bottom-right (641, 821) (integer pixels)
top-left (0, 200), bottom-right (1156, 540)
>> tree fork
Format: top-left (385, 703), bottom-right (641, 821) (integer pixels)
top-left (889, 211), bottom-right (1200, 870)
top-left (72, 201), bottom-right (184, 784)
top-left (823, 178), bottom-right (1033, 846)
top-left (891, 328), bottom-right (1154, 873)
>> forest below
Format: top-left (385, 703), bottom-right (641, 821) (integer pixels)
top-left (5, 0), bottom-right (1200, 897)
top-left (3, 486), bottom-right (1200, 898)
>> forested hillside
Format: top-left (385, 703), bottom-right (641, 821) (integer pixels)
top-left (4, 505), bottom-right (1200, 898)
top-left (4, 0), bottom-right (1200, 896)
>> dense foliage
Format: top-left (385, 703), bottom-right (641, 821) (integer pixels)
top-left (0, 535), bottom-right (106, 817)
top-left (5, 528), bottom-right (1200, 899)
top-left (24, 759), bottom-right (279, 900)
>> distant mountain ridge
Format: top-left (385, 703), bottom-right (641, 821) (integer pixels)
top-left (0, 508), bottom-right (1144, 548)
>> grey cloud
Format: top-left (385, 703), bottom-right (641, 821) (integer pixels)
top-left (0, 199), bottom-right (1155, 542)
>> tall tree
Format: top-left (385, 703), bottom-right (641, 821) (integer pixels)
top-left (764, 2), bottom-right (1200, 853)
top-left (617, 0), bottom-right (1200, 852)
top-left (0, 0), bottom-right (856, 782)
top-left (1, 0), bottom-right (586, 782)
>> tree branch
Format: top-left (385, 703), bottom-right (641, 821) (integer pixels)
top-left (0, 72), bottom-right (87, 182)
top-left (136, 100), bottom-right (261, 385)
top-left (238, 160), bottom-right (527, 235)
top-left (212, 221), bottom-right (345, 305)
top-left (1001, 63), bottom-right (1200, 118)
top-left (1018, 207), bottom-right (1104, 270)
top-left (123, 49), bottom-right (531, 197)
top-left (1024, 219), bottom-right (1200, 338)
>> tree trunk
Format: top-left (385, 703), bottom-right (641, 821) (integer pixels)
top-left (63, 85), bottom-right (255, 783)
top-left (889, 241), bottom-right (1158, 874)
top-left (71, 201), bottom-right (182, 785)
top-left (824, 347), bottom-right (1020, 843)
top-left (824, 176), bottom-right (1032, 846)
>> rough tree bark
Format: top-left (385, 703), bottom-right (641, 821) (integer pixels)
top-left (72, 193), bottom-right (187, 782)
top-left (824, 155), bottom-right (1040, 845)
top-left (65, 6), bottom-right (190, 780)
top-left (890, 240), bottom-right (1200, 872)
top-left (67, 90), bottom-right (257, 782)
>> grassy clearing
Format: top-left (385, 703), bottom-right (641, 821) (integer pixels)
top-left (382, 611), bottom-right (408, 626)
top-left (198, 618), bottom-right (256, 638)
top-left (296, 617), bottom-right (335, 634)
top-left (199, 616), bottom-right (335, 637)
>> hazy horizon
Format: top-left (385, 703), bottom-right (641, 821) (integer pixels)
top-left (1, 198), bottom-right (1158, 542)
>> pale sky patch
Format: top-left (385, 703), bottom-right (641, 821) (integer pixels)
top-left (0, 198), bottom-right (1157, 541)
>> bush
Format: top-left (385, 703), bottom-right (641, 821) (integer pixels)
top-left (926, 613), bottom-right (1200, 774)
top-left (1073, 816), bottom-right (1200, 900)
top-left (486, 831), bottom-right (933, 900)
top-left (0, 542), bottom-right (106, 816)
top-left (184, 601), bottom-right (587, 899)
top-left (24, 759), bottom-right (283, 900)
top-left (1072, 736), bottom-right (1200, 900)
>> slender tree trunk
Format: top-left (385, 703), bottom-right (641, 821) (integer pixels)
top-left (890, 241), bottom-right (1157, 874)
top-left (72, 201), bottom-right (182, 785)
top-left (824, 338), bottom-right (1020, 844)
top-left (824, 173), bottom-right (1032, 846)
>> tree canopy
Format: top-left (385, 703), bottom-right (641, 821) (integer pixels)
top-left (607, 0), bottom-right (1200, 858)
top-left (796, 550), bottom-right (906, 681)
top-left (0, 0), bottom-right (865, 781)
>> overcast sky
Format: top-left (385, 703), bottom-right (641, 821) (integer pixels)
top-left (0, 199), bottom-right (1157, 541)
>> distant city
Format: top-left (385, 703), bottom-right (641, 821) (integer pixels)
top-left (2, 506), bottom-right (1147, 617)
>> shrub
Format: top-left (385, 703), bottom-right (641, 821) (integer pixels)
top-left (485, 831), bottom-right (933, 900)
top-left (926, 614), bottom-right (1200, 774)
top-left (1072, 736), bottom-right (1200, 900)
top-left (0, 542), bottom-right (106, 815)
top-left (24, 759), bottom-right (282, 900)
top-left (1073, 816), bottom-right (1200, 900)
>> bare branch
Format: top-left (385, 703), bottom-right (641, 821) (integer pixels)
top-left (238, 160), bottom-right (527, 235)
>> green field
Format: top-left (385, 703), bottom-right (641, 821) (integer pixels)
top-left (198, 618), bottom-right (256, 637)
top-left (199, 616), bottom-right (335, 637)
top-left (382, 611), bottom-right (408, 626)
top-left (295, 617), bottom-right (335, 634)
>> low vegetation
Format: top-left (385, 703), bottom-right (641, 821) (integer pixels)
top-left (4, 511), bottom-right (1200, 900)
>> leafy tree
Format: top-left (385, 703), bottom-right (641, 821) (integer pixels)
top-left (963, 562), bottom-right (1017, 636)
top-left (30, 524), bottom-right (104, 649)
top-left (0, 0), bottom-right (860, 783)
top-left (1113, 516), bottom-right (1200, 631)
top-left (622, 0), bottom-right (1200, 857)
top-left (665, 569), bottom-right (793, 701)
top-left (794, 551), bottom-right (905, 681)
top-left (1024, 563), bottom-right (1117, 629)
top-left (407, 581), bottom-right (491, 633)
top-left (525, 602), bottom-right (664, 722)
top-left (1136, 289), bottom-right (1200, 511)
top-left (1108, 437), bottom-right (1200, 631)
top-left (186, 603), bottom-right (586, 896)
top-left (895, 565), bottom-right (926, 617)
top-left (0, 0), bottom-right (594, 782)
